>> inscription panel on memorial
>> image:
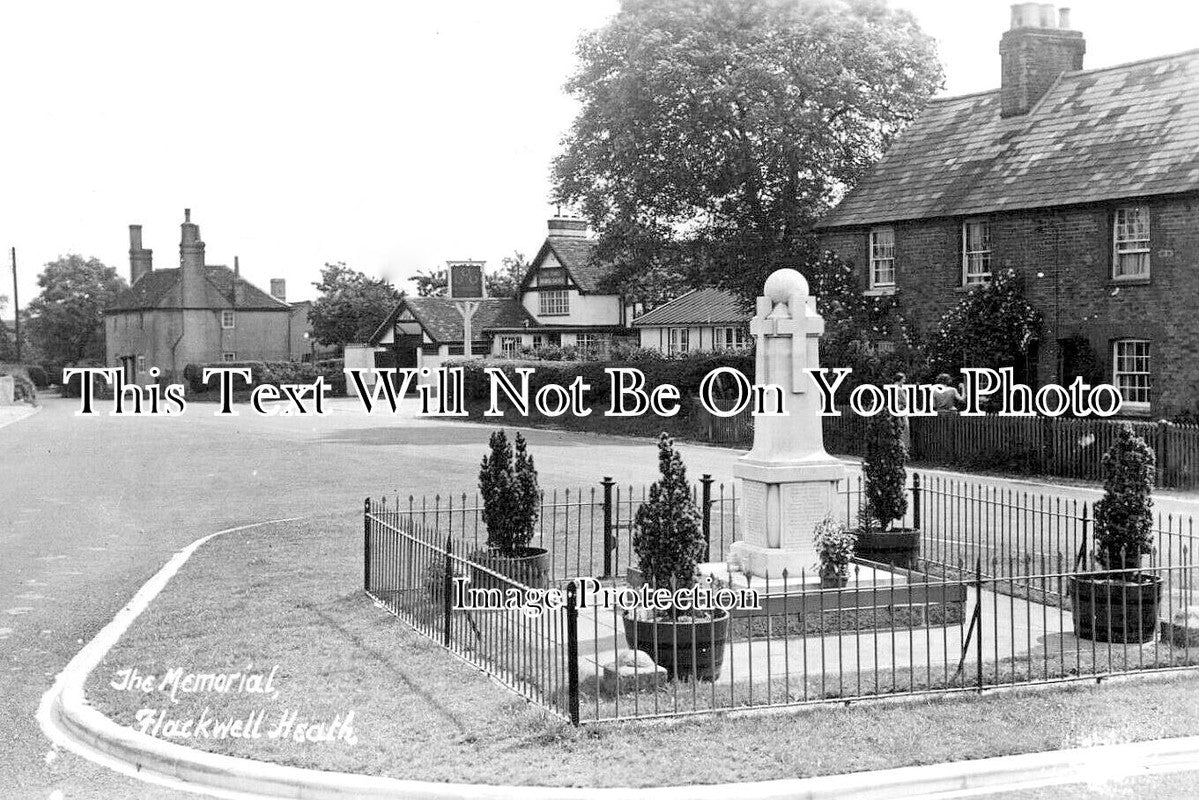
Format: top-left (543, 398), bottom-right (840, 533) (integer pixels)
top-left (779, 482), bottom-right (836, 551)
top-left (741, 480), bottom-right (768, 548)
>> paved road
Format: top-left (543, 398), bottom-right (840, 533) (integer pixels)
top-left (3, 395), bottom-right (1198, 799)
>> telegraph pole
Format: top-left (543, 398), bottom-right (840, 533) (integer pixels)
top-left (10, 247), bottom-right (18, 362)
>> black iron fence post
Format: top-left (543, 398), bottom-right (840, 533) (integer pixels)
top-left (565, 580), bottom-right (581, 726)
top-left (1157, 419), bottom-right (1169, 488)
top-left (601, 476), bottom-right (615, 578)
top-left (1076, 504), bottom-right (1091, 571)
top-left (363, 497), bottom-right (371, 592)
top-left (701, 474), bottom-right (714, 561)
top-left (911, 472), bottom-right (922, 531)
top-left (443, 535), bottom-right (453, 647)
top-left (975, 557), bottom-right (984, 694)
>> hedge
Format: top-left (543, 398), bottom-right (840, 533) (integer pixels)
top-left (183, 360), bottom-right (347, 396)
top-left (450, 353), bottom-right (754, 440)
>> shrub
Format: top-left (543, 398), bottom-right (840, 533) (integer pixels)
top-left (478, 430), bottom-right (539, 556)
top-left (632, 433), bottom-right (704, 592)
top-left (25, 365), bottom-right (48, 388)
top-left (1092, 424), bottom-right (1155, 571)
top-left (813, 517), bottom-right (856, 578)
top-left (862, 412), bottom-right (908, 531)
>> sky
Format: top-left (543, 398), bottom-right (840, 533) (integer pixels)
top-left (1, 0), bottom-right (1196, 310)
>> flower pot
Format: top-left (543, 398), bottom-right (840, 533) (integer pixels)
top-left (1069, 572), bottom-right (1162, 644)
top-left (470, 547), bottom-right (550, 590)
top-left (854, 527), bottom-right (920, 570)
top-left (819, 569), bottom-right (849, 589)
top-left (622, 609), bottom-right (730, 682)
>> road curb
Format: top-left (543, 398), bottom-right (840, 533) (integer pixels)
top-left (37, 520), bottom-right (1199, 799)
top-left (0, 403), bottom-right (41, 430)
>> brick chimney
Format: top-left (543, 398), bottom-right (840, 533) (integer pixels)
top-left (547, 216), bottom-right (588, 238)
top-left (129, 224), bottom-right (153, 285)
top-left (1000, 4), bottom-right (1085, 118)
top-left (179, 208), bottom-right (207, 308)
top-left (270, 278), bottom-right (286, 302)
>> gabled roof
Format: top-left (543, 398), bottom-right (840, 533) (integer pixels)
top-left (106, 266), bottom-right (289, 312)
top-left (817, 49), bottom-right (1199, 229)
top-left (632, 288), bottom-right (750, 327)
top-left (522, 235), bottom-right (616, 294)
top-left (371, 297), bottom-right (536, 345)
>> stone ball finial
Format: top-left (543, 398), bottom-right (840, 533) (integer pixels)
top-left (764, 268), bottom-right (809, 303)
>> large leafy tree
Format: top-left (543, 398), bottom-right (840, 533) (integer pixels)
top-left (553, 0), bottom-right (942, 302)
top-left (25, 255), bottom-right (125, 369)
top-left (309, 262), bottom-right (403, 347)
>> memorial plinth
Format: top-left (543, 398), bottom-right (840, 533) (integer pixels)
top-left (728, 269), bottom-right (847, 578)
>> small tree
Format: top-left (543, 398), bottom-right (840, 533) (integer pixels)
top-left (479, 430), bottom-right (539, 556)
top-left (927, 268), bottom-right (1042, 378)
top-left (862, 412), bottom-right (908, 531)
top-left (633, 434), bottom-right (704, 594)
top-left (512, 432), bottom-right (540, 550)
top-left (1092, 424), bottom-right (1155, 571)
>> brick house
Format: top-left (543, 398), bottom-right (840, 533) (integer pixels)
top-left (105, 210), bottom-right (310, 382)
top-left (815, 3), bottom-right (1199, 417)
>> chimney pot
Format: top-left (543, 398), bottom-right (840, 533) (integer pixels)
top-left (128, 223), bottom-right (153, 284)
top-left (184, 208), bottom-right (191, 223)
top-left (1000, 4), bottom-right (1085, 117)
top-left (547, 216), bottom-right (589, 238)
top-left (1058, 7), bottom-right (1071, 28)
top-left (270, 278), bottom-right (287, 302)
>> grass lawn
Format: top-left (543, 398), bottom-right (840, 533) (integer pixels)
top-left (87, 516), bottom-right (1199, 788)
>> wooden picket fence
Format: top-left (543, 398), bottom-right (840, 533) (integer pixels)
top-left (700, 408), bottom-right (1199, 490)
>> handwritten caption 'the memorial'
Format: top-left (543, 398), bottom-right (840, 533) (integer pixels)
top-left (111, 665), bottom-right (358, 745)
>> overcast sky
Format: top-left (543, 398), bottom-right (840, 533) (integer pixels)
top-left (1, 1), bottom-right (1196, 309)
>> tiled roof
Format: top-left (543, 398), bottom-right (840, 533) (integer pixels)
top-left (817, 49), bottom-right (1199, 228)
top-left (524, 236), bottom-right (617, 294)
top-left (632, 288), bottom-right (751, 327)
top-left (372, 297), bottom-right (537, 344)
top-left (106, 266), bottom-right (289, 312)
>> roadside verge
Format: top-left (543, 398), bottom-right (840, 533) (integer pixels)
top-left (38, 518), bottom-right (1199, 799)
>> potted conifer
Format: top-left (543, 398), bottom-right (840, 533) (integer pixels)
top-left (1069, 424), bottom-right (1162, 643)
top-left (623, 434), bottom-right (729, 681)
top-left (855, 412), bottom-right (920, 568)
top-left (475, 430), bottom-right (549, 588)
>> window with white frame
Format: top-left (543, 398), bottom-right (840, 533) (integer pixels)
top-left (221, 310), bottom-right (236, 329)
top-left (869, 227), bottom-right (896, 288)
top-left (136, 355), bottom-right (146, 373)
top-left (667, 327), bottom-right (690, 356)
top-left (575, 332), bottom-right (602, 356)
top-left (961, 219), bottom-right (992, 285)
top-left (1113, 339), bottom-right (1151, 409)
top-left (713, 326), bottom-right (748, 350)
top-left (222, 352), bottom-right (237, 363)
top-left (1113, 206), bottom-right (1150, 279)
top-left (539, 289), bottom-right (569, 316)
top-left (499, 335), bottom-right (521, 358)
